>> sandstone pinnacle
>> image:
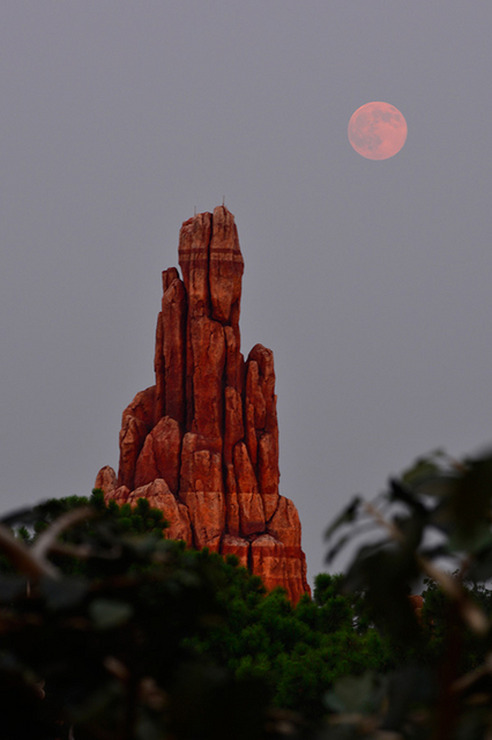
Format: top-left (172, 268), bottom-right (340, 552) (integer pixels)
top-left (95, 206), bottom-right (310, 603)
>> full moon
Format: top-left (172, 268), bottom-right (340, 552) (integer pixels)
top-left (348, 101), bottom-right (407, 160)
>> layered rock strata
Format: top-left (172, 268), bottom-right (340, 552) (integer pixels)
top-left (95, 206), bottom-right (310, 603)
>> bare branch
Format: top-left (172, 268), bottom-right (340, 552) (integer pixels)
top-left (31, 507), bottom-right (95, 561)
top-left (0, 524), bottom-right (58, 579)
top-left (363, 501), bottom-right (404, 543)
top-left (49, 541), bottom-right (121, 561)
top-left (452, 653), bottom-right (492, 694)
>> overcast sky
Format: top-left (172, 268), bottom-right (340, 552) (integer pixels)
top-left (2, 1), bottom-right (492, 582)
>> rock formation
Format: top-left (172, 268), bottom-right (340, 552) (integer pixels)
top-left (95, 206), bottom-right (310, 603)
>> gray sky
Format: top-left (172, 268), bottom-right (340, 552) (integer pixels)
top-left (2, 1), bottom-right (492, 583)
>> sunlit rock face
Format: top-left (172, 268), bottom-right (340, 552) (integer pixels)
top-left (95, 206), bottom-right (310, 603)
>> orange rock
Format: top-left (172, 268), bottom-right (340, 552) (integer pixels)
top-left (224, 463), bottom-right (241, 536)
top-left (409, 594), bottom-right (424, 621)
top-left (234, 442), bottom-right (265, 536)
top-left (268, 497), bottom-right (302, 548)
top-left (105, 485), bottom-right (130, 507)
top-left (162, 273), bottom-right (186, 425)
top-left (250, 534), bottom-right (309, 605)
top-left (224, 325), bottom-right (243, 392)
top-left (154, 267), bottom-right (182, 424)
top-left (179, 432), bottom-right (225, 550)
top-left (127, 479), bottom-right (192, 544)
top-left (189, 315), bottom-right (225, 440)
top-left (98, 207), bottom-right (310, 602)
top-left (179, 432), bottom-right (223, 492)
top-left (244, 396), bottom-right (258, 467)
top-left (248, 344), bottom-right (277, 433)
top-left (221, 533), bottom-right (250, 569)
top-left (408, 594), bottom-right (424, 610)
top-left (182, 489), bottom-right (225, 551)
top-left (178, 211), bottom-right (212, 316)
top-left (209, 205), bottom-right (244, 324)
top-left (224, 386), bottom-right (244, 466)
top-left (94, 465), bottom-right (117, 497)
top-left (134, 416), bottom-right (182, 493)
top-left (258, 432), bottom-right (279, 520)
top-left (118, 386), bottom-right (156, 490)
top-left (246, 359), bottom-right (266, 431)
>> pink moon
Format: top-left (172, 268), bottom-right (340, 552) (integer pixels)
top-left (348, 101), bottom-right (407, 160)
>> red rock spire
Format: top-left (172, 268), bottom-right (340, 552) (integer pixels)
top-left (95, 206), bottom-right (310, 602)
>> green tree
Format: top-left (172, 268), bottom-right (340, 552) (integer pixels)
top-left (7, 449), bottom-right (492, 738)
top-left (0, 491), bottom-right (394, 737)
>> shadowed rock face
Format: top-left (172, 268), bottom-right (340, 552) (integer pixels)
top-left (95, 206), bottom-right (310, 603)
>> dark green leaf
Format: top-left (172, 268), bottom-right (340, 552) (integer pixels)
top-left (324, 497), bottom-right (361, 540)
top-left (41, 576), bottom-right (89, 610)
top-left (89, 598), bottom-right (133, 629)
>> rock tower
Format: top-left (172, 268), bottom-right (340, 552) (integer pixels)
top-left (95, 206), bottom-right (310, 602)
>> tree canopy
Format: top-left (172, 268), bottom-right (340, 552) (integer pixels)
top-left (2, 450), bottom-right (492, 738)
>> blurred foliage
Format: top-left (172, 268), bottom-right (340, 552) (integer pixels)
top-left (3, 449), bottom-right (492, 738)
top-left (0, 491), bottom-right (271, 739)
top-left (0, 490), bottom-right (390, 738)
top-left (324, 449), bottom-right (492, 739)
